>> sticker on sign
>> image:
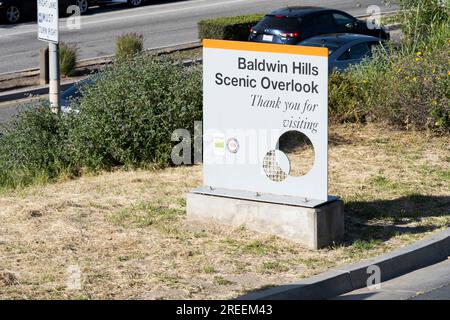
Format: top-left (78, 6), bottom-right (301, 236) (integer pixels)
top-left (37, 0), bottom-right (59, 43)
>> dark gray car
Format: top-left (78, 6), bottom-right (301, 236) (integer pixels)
top-left (298, 33), bottom-right (387, 73)
top-left (248, 7), bottom-right (390, 45)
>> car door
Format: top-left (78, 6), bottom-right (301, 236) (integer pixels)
top-left (306, 12), bottom-right (336, 39)
top-left (332, 42), bottom-right (371, 72)
top-left (25, 0), bottom-right (38, 17)
top-left (331, 12), bottom-right (358, 33)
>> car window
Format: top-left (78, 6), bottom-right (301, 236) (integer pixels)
top-left (332, 13), bottom-right (355, 26)
top-left (61, 85), bottom-right (80, 100)
top-left (300, 41), bottom-right (340, 55)
top-left (368, 41), bottom-right (387, 52)
top-left (311, 13), bottom-right (335, 28)
top-left (338, 42), bottom-right (371, 61)
top-left (255, 16), bottom-right (302, 30)
top-left (61, 78), bottom-right (94, 100)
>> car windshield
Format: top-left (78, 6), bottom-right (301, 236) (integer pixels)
top-left (255, 15), bottom-right (302, 30)
top-left (61, 77), bottom-right (96, 100)
top-left (61, 85), bottom-right (81, 100)
top-left (300, 41), bottom-right (340, 55)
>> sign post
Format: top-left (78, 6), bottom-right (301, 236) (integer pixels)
top-left (37, 0), bottom-right (60, 113)
top-left (187, 39), bottom-right (344, 250)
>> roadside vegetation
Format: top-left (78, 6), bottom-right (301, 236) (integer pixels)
top-left (0, 124), bottom-right (448, 299)
top-left (0, 1), bottom-right (448, 190)
top-left (200, 4), bottom-right (449, 131)
top-left (198, 14), bottom-right (263, 41)
top-left (115, 33), bottom-right (144, 61)
top-left (330, 0), bottom-right (449, 131)
top-left (60, 43), bottom-right (78, 77)
top-left (0, 57), bottom-right (202, 190)
top-left (0, 0), bottom-right (448, 300)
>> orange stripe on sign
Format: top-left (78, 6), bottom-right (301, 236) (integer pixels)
top-left (203, 39), bottom-right (328, 57)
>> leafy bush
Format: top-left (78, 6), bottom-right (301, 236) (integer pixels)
top-left (329, 72), bottom-right (371, 123)
top-left (329, 1), bottom-right (449, 131)
top-left (116, 33), bottom-right (144, 60)
top-left (392, 0), bottom-right (449, 40)
top-left (375, 50), bottom-right (449, 130)
top-left (329, 43), bottom-right (449, 131)
top-left (60, 42), bottom-right (78, 76)
top-left (0, 106), bottom-right (73, 189)
top-left (198, 14), bottom-right (264, 41)
top-left (67, 55), bottom-right (202, 170)
top-left (0, 56), bottom-right (202, 190)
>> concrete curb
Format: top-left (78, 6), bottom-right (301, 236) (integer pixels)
top-left (0, 41), bottom-right (202, 96)
top-left (0, 81), bottom-right (80, 104)
top-left (239, 228), bottom-right (450, 300)
top-left (0, 57), bottom-right (203, 105)
top-left (0, 41), bottom-right (201, 82)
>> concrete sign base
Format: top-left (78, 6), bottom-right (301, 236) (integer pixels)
top-left (187, 192), bottom-right (344, 250)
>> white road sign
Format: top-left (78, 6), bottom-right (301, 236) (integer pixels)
top-left (203, 40), bottom-right (329, 202)
top-left (37, 0), bottom-right (59, 43)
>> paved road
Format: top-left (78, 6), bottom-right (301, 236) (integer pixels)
top-left (0, 0), bottom-right (392, 74)
top-left (333, 258), bottom-right (450, 300)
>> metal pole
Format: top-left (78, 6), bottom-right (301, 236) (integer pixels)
top-left (49, 42), bottom-right (60, 114)
top-left (39, 47), bottom-right (49, 85)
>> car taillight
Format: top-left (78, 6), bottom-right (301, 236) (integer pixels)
top-left (250, 28), bottom-right (257, 34)
top-left (280, 32), bottom-right (299, 38)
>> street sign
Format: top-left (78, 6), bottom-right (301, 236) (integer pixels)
top-left (203, 40), bottom-right (329, 202)
top-left (37, 0), bottom-right (59, 43)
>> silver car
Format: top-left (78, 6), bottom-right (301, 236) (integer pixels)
top-left (299, 33), bottom-right (387, 73)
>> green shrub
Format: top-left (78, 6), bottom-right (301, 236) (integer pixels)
top-left (0, 106), bottom-right (73, 189)
top-left (0, 55), bottom-right (202, 190)
top-left (116, 33), bottom-right (144, 60)
top-left (67, 55), bottom-right (202, 170)
top-left (329, 72), bottom-right (369, 123)
top-left (329, 46), bottom-right (449, 131)
top-left (60, 42), bottom-right (78, 76)
top-left (394, 0), bottom-right (449, 39)
top-left (374, 49), bottom-right (449, 130)
top-left (198, 14), bottom-right (264, 41)
top-left (329, 1), bottom-right (449, 131)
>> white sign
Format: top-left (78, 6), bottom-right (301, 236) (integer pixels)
top-left (37, 0), bottom-right (59, 43)
top-left (203, 40), bottom-right (329, 202)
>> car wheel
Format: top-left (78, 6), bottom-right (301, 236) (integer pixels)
top-left (76, 0), bottom-right (89, 14)
top-left (128, 0), bottom-right (143, 7)
top-left (4, 5), bottom-right (21, 23)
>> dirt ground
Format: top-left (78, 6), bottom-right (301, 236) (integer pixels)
top-left (0, 123), bottom-right (449, 299)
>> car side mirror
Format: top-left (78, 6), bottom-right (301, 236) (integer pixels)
top-left (345, 23), bottom-right (354, 29)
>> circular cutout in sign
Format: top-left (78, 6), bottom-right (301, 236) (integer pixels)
top-left (278, 130), bottom-right (315, 177)
top-left (227, 138), bottom-right (240, 154)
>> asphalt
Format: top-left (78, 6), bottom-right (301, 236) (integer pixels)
top-left (0, 0), bottom-right (393, 74)
top-left (333, 258), bottom-right (450, 300)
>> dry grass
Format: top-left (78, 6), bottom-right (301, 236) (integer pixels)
top-left (0, 123), bottom-right (449, 300)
